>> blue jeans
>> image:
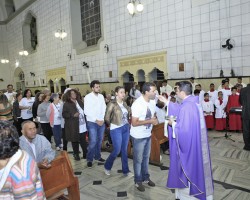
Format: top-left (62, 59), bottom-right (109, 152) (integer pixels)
top-left (52, 125), bottom-right (62, 147)
top-left (86, 121), bottom-right (105, 162)
top-left (132, 136), bottom-right (151, 183)
top-left (104, 124), bottom-right (130, 174)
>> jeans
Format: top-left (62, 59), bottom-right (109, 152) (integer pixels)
top-left (104, 124), bottom-right (130, 174)
top-left (86, 121), bottom-right (105, 162)
top-left (132, 136), bottom-right (151, 183)
top-left (52, 125), bottom-right (62, 147)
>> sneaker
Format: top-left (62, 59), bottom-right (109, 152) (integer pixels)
top-left (56, 147), bottom-right (60, 151)
top-left (124, 172), bottom-right (134, 177)
top-left (104, 168), bottom-right (111, 176)
top-left (135, 182), bottom-right (145, 192)
top-left (87, 162), bottom-right (92, 168)
top-left (97, 158), bottom-right (105, 163)
top-left (143, 179), bottom-right (155, 187)
top-left (59, 144), bottom-right (63, 148)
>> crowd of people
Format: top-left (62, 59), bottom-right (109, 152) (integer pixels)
top-left (0, 77), bottom-right (249, 199)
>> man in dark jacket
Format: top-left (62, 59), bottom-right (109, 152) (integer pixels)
top-left (239, 84), bottom-right (250, 151)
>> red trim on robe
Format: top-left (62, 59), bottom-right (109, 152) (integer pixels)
top-left (215, 118), bottom-right (226, 130)
top-left (205, 115), bottom-right (214, 129)
top-left (226, 95), bottom-right (242, 130)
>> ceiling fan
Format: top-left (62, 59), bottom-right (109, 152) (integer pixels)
top-left (221, 38), bottom-right (234, 50)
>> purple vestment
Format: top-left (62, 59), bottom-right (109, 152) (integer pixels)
top-left (166, 96), bottom-right (213, 200)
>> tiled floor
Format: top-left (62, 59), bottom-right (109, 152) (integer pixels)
top-left (62, 130), bottom-right (250, 200)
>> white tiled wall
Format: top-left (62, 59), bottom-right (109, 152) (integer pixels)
top-left (0, 0), bottom-right (250, 89)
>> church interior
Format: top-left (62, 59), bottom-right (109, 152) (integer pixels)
top-left (0, 0), bottom-right (250, 199)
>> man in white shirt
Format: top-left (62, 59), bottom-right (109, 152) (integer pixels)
top-left (4, 84), bottom-right (16, 104)
top-left (84, 80), bottom-right (106, 168)
top-left (130, 82), bottom-right (158, 192)
top-left (195, 84), bottom-right (205, 103)
top-left (160, 79), bottom-right (172, 96)
top-left (190, 77), bottom-right (198, 93)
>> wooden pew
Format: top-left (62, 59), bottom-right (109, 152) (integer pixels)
top-left (40, 151), bottom-right (80, 200)
top-left (150, 123), bottom-right (168, 165)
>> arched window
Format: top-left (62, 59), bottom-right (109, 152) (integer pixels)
top-left (80, 0), bottom-right (102, 46)
top-left (70, 0), bottom-right (103, 54)
top-left (22, 12), bottom-right (38, 53)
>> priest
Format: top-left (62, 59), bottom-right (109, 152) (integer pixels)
top-left (159, 81), bottom-right (213, 200)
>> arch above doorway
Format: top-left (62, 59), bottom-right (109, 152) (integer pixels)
top-left (149, 68), bottom-right (165, 82)
top-left (137, 69), bottom-right (145, 82)
top-left (46, 67), bottom-right (66, 93)
top-left (118, 51), bottom-right (168, 83)
top-left (14, 67), bottom-right (25, 91)
top-left (122, 71), bottom-right (134, 83)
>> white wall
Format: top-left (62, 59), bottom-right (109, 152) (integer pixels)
top-left (1, 0), bottom-right (250, 90)
top-left (0, 25), bottom-right (12, 89)
top-left (13, 0), bottom-right (30, 10)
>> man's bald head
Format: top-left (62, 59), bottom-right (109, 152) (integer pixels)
top-left (21, 121), bottom-right (37, 142)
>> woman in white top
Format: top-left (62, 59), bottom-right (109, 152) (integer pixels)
top-left (134, 85), bottom-right (142, 99)
top-left (104, 86), bottom-right (131, 176)
top-left (19, 89), bottom-right (35, 121)
top-left (47, 93), bottom-right (63, 150)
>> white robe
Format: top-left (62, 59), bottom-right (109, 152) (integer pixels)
top-left (207, 90), bottom-right (218, 104)
top-left (199, 90), bottom-right (205, 103)
top-left (218, 84), bottom-right (233, 91)
top-left (201, 100), bottom-right (214, 116)
top-left (220, 89), bottom-right (231, 102)
top-left (214, 99), bottom-right (227, 118)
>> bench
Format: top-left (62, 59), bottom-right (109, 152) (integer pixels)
top-left (40, 151), bottom-right (80, 200)
top-left (149, 123), bottom-right (168, 165)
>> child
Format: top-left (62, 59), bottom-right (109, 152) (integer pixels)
top-left (215, 91), bottom-right (227, 131)
top-left (194, 89), bottom-right (200, 97)
top-left (168, 91), bottom-right (175, 101)
top-left (226, 87), bottom-right (242, 131)
top-left (201, 93), bottom-right (214, 129)
top-left (207, 83), bottom-right (218, 104)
